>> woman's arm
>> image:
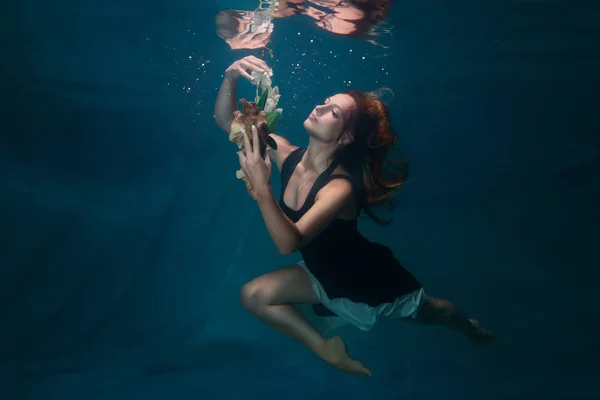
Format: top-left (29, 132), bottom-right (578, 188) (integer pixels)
top-left (214, 73), bottom-right (238, 132)
top-left (216, 57), bottom-right (297, 172)
top-left (239, 125), bottom-right (354, 255)
top-left (267, 134), bottom-right (298, 171)
top-left (255, 179), bottom-right (354, 254)
top-left (214, 55), bottom-right (272, 133)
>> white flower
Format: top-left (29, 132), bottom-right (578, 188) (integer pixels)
top-left (264, 86), bottom-right (280, 112)
top-left (250, 71), bottom-right (281, 112)
top-left (250, 70), bottom-right (272, 92)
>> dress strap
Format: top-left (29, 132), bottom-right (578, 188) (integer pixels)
top-left (321, 174), bottom-right (364, 212)
top-left (280, 147), bottom-right (305, 197)
top-left (301, 157), bottom-right (344, 209)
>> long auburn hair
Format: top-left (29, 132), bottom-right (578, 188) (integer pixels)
top-left (334, 88), bottom-right (408, 226)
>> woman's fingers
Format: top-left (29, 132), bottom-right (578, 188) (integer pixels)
top-left (236, 65), bottom-right (254, 81)
top-left (245, 55), bottom-right (270, 71)
top-left (265, 147), bottom-right (271, 167)
top-left (251, 125), bottom-right (260, 155)
top-left (252, 31), bottom-right (272, 46)
top-left (241, 127), bottom-right (252, 156)
top-left (242, 56), bottom-right (272, 77)
top-left (238, 149), bottom-right (247, 166)
top-left (237, 60), bottom-right (261, 82)
top-left (227, 54), bottom-right (272, 80)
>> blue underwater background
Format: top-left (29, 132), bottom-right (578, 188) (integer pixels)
top-left (1, 0), bottom-right (599, 399)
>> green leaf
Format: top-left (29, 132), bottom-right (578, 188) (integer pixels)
top-left (266, 135), bottom-right (278, 150)
top-left (266, 109), bottom-right (282, 133)
top-left (257, 89), bottom-right (269, 111)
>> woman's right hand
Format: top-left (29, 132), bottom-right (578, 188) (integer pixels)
top-left (225, 55), bottom-right (272, 83)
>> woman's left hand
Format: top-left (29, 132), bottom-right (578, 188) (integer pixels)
top-left (238, 125), bottom-right (272, 199)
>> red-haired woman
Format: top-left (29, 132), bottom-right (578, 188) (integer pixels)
top-left (214, 56), bottom-right (492, 376)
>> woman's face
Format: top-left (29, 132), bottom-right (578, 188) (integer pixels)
top-left (304, 1), bottom-right (365, 35)
top-left (303, 93), bottom-right (356, 144)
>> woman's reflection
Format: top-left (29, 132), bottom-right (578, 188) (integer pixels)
top-left (215, 0), bottom-right (393, 51)
top-left (215, 10), bottom-right (274, 50)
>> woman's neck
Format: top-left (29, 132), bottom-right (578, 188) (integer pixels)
top-left (303, 139), bottom-right (337, 174)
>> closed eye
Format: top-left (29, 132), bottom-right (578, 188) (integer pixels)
top-left (324, 97), bottom-right (341, 118)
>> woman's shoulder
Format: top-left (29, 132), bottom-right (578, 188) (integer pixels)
top-left (269, 133), bottom-right (300, 171)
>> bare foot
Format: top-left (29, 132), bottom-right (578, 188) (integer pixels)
top-left (322, 336), bottom-right (372, 376)
top-left (468, 319), bottom-right (493, 344)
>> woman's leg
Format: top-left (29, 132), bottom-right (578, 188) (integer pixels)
top-left (240, 264), bottom-right (371, 376)
top-left (406, 295), bottom-right (493, 343)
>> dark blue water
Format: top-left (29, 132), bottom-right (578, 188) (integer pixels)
top-left (1, 0), bottom-right (599, 398)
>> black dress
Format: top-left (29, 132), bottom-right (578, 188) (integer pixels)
top-left (278, 148), bottom-right (424, 329)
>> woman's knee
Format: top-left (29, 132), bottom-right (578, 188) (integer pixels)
top-left (239, 265), bottom-right (319, 313)
top-left (416, 296), bottom-right (456, 324)
top-left (239, 280), bottom-right (273, 314)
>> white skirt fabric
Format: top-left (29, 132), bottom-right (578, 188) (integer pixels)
top-left (298, 260), bottom-right (425, 332)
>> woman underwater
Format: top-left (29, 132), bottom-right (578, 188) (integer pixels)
top-left (214, 55), bottom-right (492, 376)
